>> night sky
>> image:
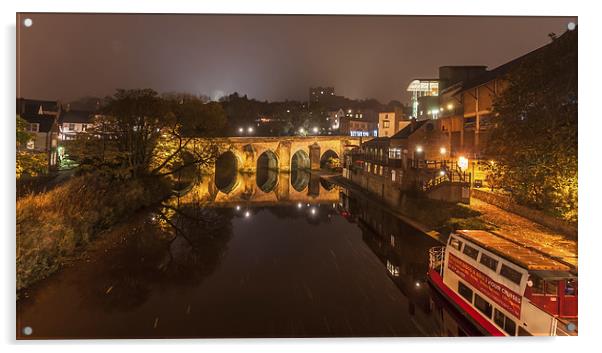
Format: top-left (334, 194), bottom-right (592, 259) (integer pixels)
top-left (17, 14), bottom-right (575, 104)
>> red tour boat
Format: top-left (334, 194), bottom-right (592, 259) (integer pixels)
top-left (427, 230), bottom-right (577, 336)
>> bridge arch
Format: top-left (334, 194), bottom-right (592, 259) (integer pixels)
top-left (291, 149), bottom-right (310, 170)
top-left (256, 150), bottom-right (279, 193)
top-left (214, 150), bottom-right (241, 194)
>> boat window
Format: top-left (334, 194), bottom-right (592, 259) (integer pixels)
top-left (500, 264), bottom-right (522, 285)
top-left (494, 309), bottom-right (517, 336)
top-left (458, 281), bottom-right (473, 303)
top-left (530, 275), bottom-right (545, 295)
top-left (474, 294), bottom-right (493, 318)
top-left (518, 326), bottom-right (532, 336)
top-left (565, 279), bottom-right (577, 296)
top-left (462, 244), bottom-right (479, 260)
top-left (479, 253), bottom-right (499, 272)
top-left (545, 281), bottom-right (558, 296)
top-left (450, 237), bottom-right (463, 251)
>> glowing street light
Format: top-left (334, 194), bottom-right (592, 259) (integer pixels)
top-left (247, 127), bottom-right (254, 133)
top-left (238, 127), bottom-right (244, 133)
top-left (416, 146), bottom-right (423, 153)
top-left (310, 207), bottom-right (317, 215)
top-left (297, 202), bottom-right (303, 209)
top-left (312, 126), bottom-right (319, 134)
top-left (439, 170), bottom-right (446, 176)
top-left (244, 211), bottom-right (251, 218)
top-left (458, 156), bottom-right (469, 171)
top-left (235, 205), bottom-right (241, 211)
top-left (447, 103), bottom-right (454, 110)
top-left (440, 147), bottom-right (447, 155)
top-left (299, 127), bottom-right (305, 134)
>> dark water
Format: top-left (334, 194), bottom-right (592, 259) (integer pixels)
top-left (16, 174), bottom-right (480, 339)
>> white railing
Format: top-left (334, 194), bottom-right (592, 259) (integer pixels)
top-left (551, 317), bottom-right (578, 336)
top-left (429, 246), bottom-right (446, 276)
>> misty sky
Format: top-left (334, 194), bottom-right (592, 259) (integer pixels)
top-left (17, 14), bottom-right (576, 104)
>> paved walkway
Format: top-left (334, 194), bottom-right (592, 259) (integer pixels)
top-left (470, 198), bottom-right (578, 270)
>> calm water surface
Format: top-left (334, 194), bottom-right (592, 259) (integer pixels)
top-left (16, 173), bottom-right (479, 339)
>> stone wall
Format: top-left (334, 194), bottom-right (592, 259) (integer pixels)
top-left (472, 188), bottom-right (577, 238)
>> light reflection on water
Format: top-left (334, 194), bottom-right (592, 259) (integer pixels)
top-left (16, 174), bottom-right (481, 339)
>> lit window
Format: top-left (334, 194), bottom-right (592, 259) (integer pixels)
top-left (26, 139), bottom-right (35, 150)
top-left (387, 260), bottom-right (400, 277)
top-left (391, 170), bottom-right (396, 182)
top-left (28, 123), bottom-right (39, 132)
top-left (383, 121), bottom-right (390, 128)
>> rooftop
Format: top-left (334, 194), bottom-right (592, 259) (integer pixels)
top-left (453, 230), bottom-right (575, 275)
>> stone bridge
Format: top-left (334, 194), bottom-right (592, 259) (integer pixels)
top-left (195, 136), bottom-right (363, 173)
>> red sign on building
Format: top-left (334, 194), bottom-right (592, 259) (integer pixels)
top-left (448, 253), bottom-right (522, 318)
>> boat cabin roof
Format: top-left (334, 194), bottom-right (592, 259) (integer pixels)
top-left (453, 230), bottom-right (575, 275)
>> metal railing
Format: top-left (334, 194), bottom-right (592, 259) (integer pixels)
top-left (428, 246), bottom-right (446, 276)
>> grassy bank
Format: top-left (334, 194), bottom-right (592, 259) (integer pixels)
top-left (16, 173), bottom-right (171, 291)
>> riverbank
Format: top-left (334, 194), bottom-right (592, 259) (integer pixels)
top-left (16, 173), bottom-right (172, 292)
top-left (328, 174), bottom-right (578, 270)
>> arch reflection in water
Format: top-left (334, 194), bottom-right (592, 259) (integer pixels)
top-left (214, 151), bottom-right (239, 194)
top-left (256, 151), bottom-right (279, 193)
top-left (291, 150), bottom-right (310, 192)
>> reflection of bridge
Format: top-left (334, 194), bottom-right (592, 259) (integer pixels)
top-left (199, 136), bottom-right (362, 172)
top-left (180, 172), bottom-right (341, 206)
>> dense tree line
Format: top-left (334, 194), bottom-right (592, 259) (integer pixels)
top-left (486, 29), bottom-right (577, 222)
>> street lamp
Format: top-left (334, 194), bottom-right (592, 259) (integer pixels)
top-left (458, 156), bottom-right (469, 171)
top-left (299, 127), bottom-right (305, 134)
top-left (247, 127), bottom-right (254, 133)
top-left (312, 126), bottom-right (319, 134)
top-left (416, 146), bottom-right (423, 153)
top-left (238, 127), bottom-right (244, 134)
top-left (440, 147), bottom-right (447, 155)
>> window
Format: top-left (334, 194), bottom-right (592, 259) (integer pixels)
top-left (383, 121), bottom-right (390, 128)
top-left (390, 234), bottom-right (395, 247)
top-left (28, 123), bottom-right (39, 132)
top-left (450, 237), bottom-right (463, 251)
top-left (387, 260), bottom-right (399, 277)
top-left (389, 148), bottom-right (401, 159)
top-left (474, 294), bottom-right (493, 318)
top-left (500, 264), bottom-right (522, 285)
top-left (458, 281), bottom-right (473, 302)
top-left (68, 123), bottom-right (75, 131)
top-left (494, 309), bottom-right (517, 336)
top-left (82, 124), bottom-right (87, 131)
top-left (26, 140), bottom-right (35, 150)
top-left (545, 281), bottom-right (558, 296)
top-left (518, 327), bottom-right (532, 336)
top-left (479, 253), bottom-right (499, 271)
top-left (462, 244), bottom-right (479, 260)
top-left (530, 275), bottom-right (545, 295)
top-left (391, 170), bottom-right (396, 182)
top-left (565, 279), bottom-right (577, 296)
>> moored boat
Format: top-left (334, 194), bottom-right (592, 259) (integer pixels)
top-left (427, 230), bottom-right (577, 336)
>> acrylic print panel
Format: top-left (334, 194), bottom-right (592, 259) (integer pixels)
top-left (15, 13), bottom-right (578, 339)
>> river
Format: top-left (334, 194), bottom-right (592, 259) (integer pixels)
top-left (16, 170), bottom-right (480, 339)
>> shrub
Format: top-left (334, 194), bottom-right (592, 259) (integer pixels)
top-left (16, 174), bottom-right (170, 291)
